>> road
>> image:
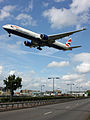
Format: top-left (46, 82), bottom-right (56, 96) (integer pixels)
top-left (0, 98), bottom-right (90, 120)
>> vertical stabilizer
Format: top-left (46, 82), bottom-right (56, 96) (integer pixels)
top-left (65, 38), bottom-right (72, 47)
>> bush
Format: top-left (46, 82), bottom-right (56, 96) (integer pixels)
top-left (0, 95), bottom-right (76, 103)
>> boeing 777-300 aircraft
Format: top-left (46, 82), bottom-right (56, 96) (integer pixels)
top-left (3, 24), bottom-right (86, 51)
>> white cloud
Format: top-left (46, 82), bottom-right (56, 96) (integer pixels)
top-left (75, 78), bottom-right (84, 83)
top-left (32, 83), bottom-right (40, 87)
top-left (9, 70), bottom-right (16, 75)
top-left (73, 53), bottom-right (90, 63)
top-left (70, 0), bottom-right (90, 15)
top-left (0, 5), bottom-right (16, 21)
top-left (76, 62), bottom-right (90, 73)
top-left (43, 2), bottom-right (49, 7)
top-left (39, 47), bottom-right (58, 55)
top-left (0, 66), bottom-right (3, 74)
top-left (80, 81), bottom-right (90, 88)
top-left (6, 41), bottom-right (28, 55)
top-left (0, 34), bottom-right (10, 41)
top-left (10, 70), bottom-right (43, 90)
top-left (0, 36), bottom-right (29, 55)
top-left (47, 61), bottom-right (69, 68)
top-left (28, 0), bottom-right (33, 11)
top-left (43, 7), bottom-right (77, 29)
top-left (62, 73), bottom-right (85, 81)
top-left (54, 0), bottom-right (65, 2)
top-left (29, 70), bottom-right (35, 75)
top-left (43, 0), bottom-right (90, 29)
top-left (0, 0), bottom-right (4, 3)
top-left (16, 13), bottom-right (36, 26)
top-left (25, 0), bottom-right (33, 12)
top-left (73, 53), bottom-right (90, 73)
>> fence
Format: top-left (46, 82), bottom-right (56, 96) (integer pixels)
top-left (0, 97), bottom-right (88, 112)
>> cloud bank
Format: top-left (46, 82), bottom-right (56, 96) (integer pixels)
top-left (43, 0), bottom-right (90, 29)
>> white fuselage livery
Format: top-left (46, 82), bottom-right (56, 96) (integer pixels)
top-left (3, 24), bottom-right (86, 51)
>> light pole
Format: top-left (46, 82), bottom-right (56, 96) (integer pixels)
top-left (48, 77), bottom-right (60, 93)
top-left (41, 85), bottom-right (45, 95)
top-left (67, 83), bottom-right (74, 95)
top-left (76, 86), bottom-right (82, 93)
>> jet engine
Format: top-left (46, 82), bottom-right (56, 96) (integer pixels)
top-left (40, 34), bottom-right (48, 40)
top-left (24, 41), bottom-right (33, 48)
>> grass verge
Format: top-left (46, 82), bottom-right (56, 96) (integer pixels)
top-left (88, 114), bottom-right (90, 120)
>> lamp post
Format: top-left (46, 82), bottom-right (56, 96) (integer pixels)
top-left (41, 85), bottom-right (45, 92)
top-left (67, 83), bottom-right (74, 95)
top-left (76, 86), bottom-right (82, 93)
top-left (48, 77), bottom-right (60, 93)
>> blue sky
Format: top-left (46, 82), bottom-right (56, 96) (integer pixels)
top-left (0, 0), bottom-right (90, 92)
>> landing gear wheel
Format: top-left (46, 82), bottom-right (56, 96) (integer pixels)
top-left (9, 34), bottom-right (11, 37)
top-left (37, 46), bottom-right (42, 50)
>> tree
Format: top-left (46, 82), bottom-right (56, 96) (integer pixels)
top-left (3, 74), bottom-right (22, 101)
top-left (87, 90), bottom-right (90, 96)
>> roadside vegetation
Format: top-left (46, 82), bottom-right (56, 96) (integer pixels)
top-left (0, 95), bottom-right (88, 103)
top-left (88, 114), bottom-right (90, 120)
top-left (3, 74), bottom-right (22, 102)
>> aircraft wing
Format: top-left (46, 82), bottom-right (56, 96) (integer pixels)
top-left (48, 28), bottom-right (86, 41)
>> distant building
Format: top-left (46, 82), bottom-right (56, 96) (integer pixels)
top-left (54, 90), bottom-right (62, 96)
top-left (20, 89), bottom-right (62, 97)
top-left (20, 90), bottom-right (40, 96)
top-left (0, 87), bottom-right (4, 95)
top-left (15, 92), bottom-right (20, 96)
top-left (67, 91), bottom-right (88, 97)
top-left (44, 90), bottom-right (62, 96)
top-left (0, 87), bottom-right (10, 96)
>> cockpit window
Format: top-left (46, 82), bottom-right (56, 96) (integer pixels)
top-left (11, 25), bottom-right (19, 29)
top-left (11, 25), bottom-right (13, 28)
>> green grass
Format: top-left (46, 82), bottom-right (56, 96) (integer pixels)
top-left (88, 114), bottom-right (90, 120)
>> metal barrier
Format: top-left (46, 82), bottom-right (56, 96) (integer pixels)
top-left (0, 100), bottom-right (56, 111)
top-left (0, 98), bottom-right (87, 112)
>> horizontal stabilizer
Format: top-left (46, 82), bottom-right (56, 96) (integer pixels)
top-left (69, 46), bottom-right (82, 50)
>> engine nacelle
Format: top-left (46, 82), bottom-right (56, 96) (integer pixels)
top-left (24, 41), bottom-right (32, 47)
top-left (40, 34), bottom-right (48, 40)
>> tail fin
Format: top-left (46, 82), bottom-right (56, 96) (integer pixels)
top-left (65, 38), bottom-right (72, 47)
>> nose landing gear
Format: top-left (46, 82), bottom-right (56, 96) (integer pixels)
top-left (9, 34), bottom-right (11, 37)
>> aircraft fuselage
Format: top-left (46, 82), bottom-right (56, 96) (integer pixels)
top-left (3, 24), bottom-right (84, 51)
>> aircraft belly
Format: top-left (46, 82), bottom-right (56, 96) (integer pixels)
top-left (8, 28), bottom-right (47, 47)
top-left (48, 41), bottom-right (69, 50)
top-left (5, 28), bottom-right (39, 41)
top-left (50, 44), bottom-right (65, 50)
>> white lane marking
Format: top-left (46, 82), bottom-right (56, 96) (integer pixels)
top-left (44, 111), bottom-right (52, 115)
top-left (66, 106), bottom-right (70, 109)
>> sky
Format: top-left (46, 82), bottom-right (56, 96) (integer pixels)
top-left (0, 0), bottom-right (90, 93)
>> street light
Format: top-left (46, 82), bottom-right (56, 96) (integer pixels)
top-left (41, 85), bottom-right (45, 93)
top-left (76, 86), bottom-right (82, 92)
top-left (48, 77), bottom-right (60, 92)
top-left (67, 83), bottom-right (74, 95)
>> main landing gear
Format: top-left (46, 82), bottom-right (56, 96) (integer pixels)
top-left (37, 46), bottom-right (42, 50)
top-left (9, 34), bottom-right (11, 37)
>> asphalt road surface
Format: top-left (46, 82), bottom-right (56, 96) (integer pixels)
top-left (0, 98), bottom-right (90, 120)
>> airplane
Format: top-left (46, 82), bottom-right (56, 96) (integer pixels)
top-left (2, 24), bottom-right (86, 51)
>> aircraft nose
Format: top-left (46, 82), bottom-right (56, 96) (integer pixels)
top-left (2, 25), bottom-right (5, 28)
top-left (2, 25), bottom-right (7, 29)
top-left (2, 24), bottom-right (10, 29)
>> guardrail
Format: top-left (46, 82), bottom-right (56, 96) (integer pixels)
top-left (0, 100), bottom-right (55, 112)
top-left (0, 98), bottom-right (87, 112)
